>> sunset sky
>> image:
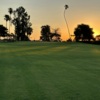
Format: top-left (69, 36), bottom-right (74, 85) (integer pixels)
top-left (0, 0), bottom-right (100, 40)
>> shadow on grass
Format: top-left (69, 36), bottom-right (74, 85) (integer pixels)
top-left (78, 41), bottom-right (100, 45)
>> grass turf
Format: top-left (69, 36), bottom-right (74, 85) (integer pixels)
top-left (0, 41), bottom-right (100, 100)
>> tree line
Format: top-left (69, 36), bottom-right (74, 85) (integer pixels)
top-left (0, 6), bottom-right (96, 42)
top-left (4, 6), bottom-right (33, 41)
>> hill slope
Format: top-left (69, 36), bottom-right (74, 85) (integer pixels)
top-left (0, 42), bottom-right (100, 100)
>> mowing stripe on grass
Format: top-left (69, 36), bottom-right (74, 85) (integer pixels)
top-left (0, 42), bottom-right (100, 100)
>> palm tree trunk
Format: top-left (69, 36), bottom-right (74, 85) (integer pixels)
top-left (9, 21), bottom-right (10, 34)
top-left (64, 9), bottom-right (71, 40)
top-left (6, 21), bottom-right (7, 28)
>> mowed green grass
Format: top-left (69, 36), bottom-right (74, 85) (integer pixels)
top-left (0, 41), bottom-right (100, 100)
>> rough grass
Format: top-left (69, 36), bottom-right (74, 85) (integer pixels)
top-left (0, 41), bottom-right (100, 100)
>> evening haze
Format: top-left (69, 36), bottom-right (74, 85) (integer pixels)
top-left (0, 0), bottom-right (100, 40)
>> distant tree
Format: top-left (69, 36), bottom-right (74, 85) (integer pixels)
top-left (8, 8), bottom-right (13, 34)
top-left (40, 25), bottom-right (51, 41)
top-left (9, 6), bottom-right (33, 41)
top-left (74, 24), bottom-right (94, 41)
top-left (0, 25), bottom-right (8, 37)
top-left (4, 14), bottom-right (11, 29)
top-left (95, 35), bottom-right (100, 41)
top-left (50, 28), bottom-right (61, 42)
top-left (40, 26), bottom-right (61, 41)
top-left (8, 8), bottom-right (13, 18)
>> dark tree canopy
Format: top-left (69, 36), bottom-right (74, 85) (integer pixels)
top-left (0, 25), bottom-right (8, 37)
top-left (12, 6), bottom-right (33, 41)
top-left (40, 25), bottom-right (51, 41)
top-left (50, 28), bottom-right (61, 42)
top-left (40, 25), bottom-right (61, 41)
top-left (74, 24), bottom-right (94, 41)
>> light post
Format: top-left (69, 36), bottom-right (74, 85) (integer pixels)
top-left (64, 5), bottom-right (71, 41)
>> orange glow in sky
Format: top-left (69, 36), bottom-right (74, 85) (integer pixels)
top-left (93, 30), bottom-right (100, 37)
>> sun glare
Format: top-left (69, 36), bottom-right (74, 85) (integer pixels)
top-left (93, 30), bottom-right (100, 37)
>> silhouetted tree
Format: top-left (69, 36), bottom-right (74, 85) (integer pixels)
top-left (50, 28), bottom-right (61, 41)
top-left (0, 25), bottom-right (8, 37)
top-left (95, 35), bottom-right (100, 41)
top-left (74, 24), bottom-right (94, 41)
top-left (8, 8), bottom-right (13, 18)
top-left (4, 14), bottom-right (11, 29)
top-left (8, 8), bottom-right (13, 34)
top-left (41, 25), bottom-right (51, 41)
top-left (10, 6), bottom-right (33, 41)
top-left (64, 4), bottom-right (71, 41)
top-left (40, 26), bottom-right (61, 41)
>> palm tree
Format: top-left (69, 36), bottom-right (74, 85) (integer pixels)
top-left (4, 15), bottom-right (10, 29)
top-left (8, 8), bottom-right (13, 34)
top-left (64, 5), bottom-right (71, 41)
top-left (8, 8), bottom-right (13, 16)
